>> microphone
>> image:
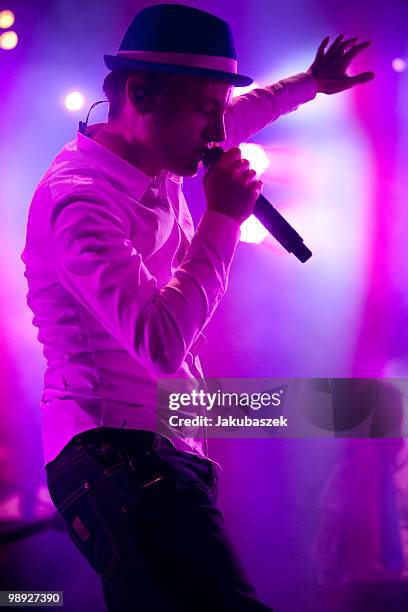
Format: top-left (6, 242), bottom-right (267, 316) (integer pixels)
top-left (201, 147), bottom-right (312, 263)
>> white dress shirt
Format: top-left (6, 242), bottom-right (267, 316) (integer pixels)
top-left (21, 73), bottom-right (317, 465)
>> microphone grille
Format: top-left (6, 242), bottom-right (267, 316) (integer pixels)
top-left (201, 146), bottom-right (224, 169)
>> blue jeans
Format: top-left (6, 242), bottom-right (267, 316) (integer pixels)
top-left (45, 427), bottom-right (273, 611)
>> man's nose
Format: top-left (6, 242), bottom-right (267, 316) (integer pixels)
top-left (206, 115), bottom-right (226, 144)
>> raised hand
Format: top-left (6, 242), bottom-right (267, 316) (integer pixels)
top-left (307, 35), bottom-right (375, 94)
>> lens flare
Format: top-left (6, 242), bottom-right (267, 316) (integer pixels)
top-left (0, 30), bottom-right (17, 50)
top-left (0, 10), bottom-right (15, 29)
top-left (232, 82), bottom-right (261, 97)
top-left (240, 215), bottom-right (269, 244)
top-left (392, 57), bottom-right (406, 73)
top-left (64, 91), bottom-right (85, 111)
top-left (239, 143), bottom-right (270, 177)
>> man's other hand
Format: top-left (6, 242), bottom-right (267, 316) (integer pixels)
top-left (307, 35), bottom-right (375, 94)
top-left (203, 147), bottom-right (263, 226)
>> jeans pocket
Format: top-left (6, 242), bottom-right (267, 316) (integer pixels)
top-left (51, 479), bottom-right (120, 580)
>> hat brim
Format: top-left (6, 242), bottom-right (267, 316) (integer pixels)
top-left (103, 55), bottom-right (253, 87)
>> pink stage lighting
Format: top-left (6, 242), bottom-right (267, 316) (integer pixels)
top-left (238, 144), bottom-right (270, 244)
top-left (392, 57), bottom-right (406, 72)
top-left (0, 30), bottom-right (17, 49)
top-left (240, 215), bottom-right (269, 244)
top-left (64, 91), bottom-right (86, 111)
top-left (0, 9), bottom-right (15, 29)
top-left (239, 143), bottom-right (271, 177)
top-left (233, 81), bottom-right (260, 97)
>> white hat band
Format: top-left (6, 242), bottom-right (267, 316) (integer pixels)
top-left (117, 49), bottom-right (238, 74)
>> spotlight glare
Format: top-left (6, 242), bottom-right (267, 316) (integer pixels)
top-left (392, 57), bottom-right (406, 73)
top-left (240, 215), bottom-right (269, 244)
top-left (233, 82), bottom-right (261, 98)
top-left (0, 10), bottom-right (15, 29)
top-left (0, 30), bottom-right (17, 50)
top-left (239, 143), bottom-right (270, 176)
top-left (64, 91), bottom-right (85, 111)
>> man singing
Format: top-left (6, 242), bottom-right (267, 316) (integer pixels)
top-left (21, 4), bottom-right (373, 611)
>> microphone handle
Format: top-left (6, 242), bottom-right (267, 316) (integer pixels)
top-left (254, 195), bottom-right (312, 263)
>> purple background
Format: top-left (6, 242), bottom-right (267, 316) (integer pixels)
top-left (1, 0), bottom-right (407, 610)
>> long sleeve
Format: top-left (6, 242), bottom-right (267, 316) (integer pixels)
top-left (48, 189), bottom-right (240, 378)
top-left (222, 72), bottom-right (318, 149)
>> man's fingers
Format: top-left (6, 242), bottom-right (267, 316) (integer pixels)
top-left (327, 34), bottom-right (344, 54)
top-left (240, 169), bottom-right (258, 184)
top-left (332, 34), bottom-right (344, 47)
top-left (254, 181), bottom-right (264, 194)
top-left (231, 158), bottom-right (250, 173)
top-left (348, 71), bottom-right (375, 85)
top-left (339, 72), bottom-right (375, 90)
top-left (316, 36), bottom-right (330, 58)
top-left (344, 40), bottom-right (372, 62)
top-left (218, 147), bottom-right (242, 167)
top-left (338, 36), bottom-right (358, 52)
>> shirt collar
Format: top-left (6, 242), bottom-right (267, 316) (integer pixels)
top-left (77, 123), bottom-right (181, 200)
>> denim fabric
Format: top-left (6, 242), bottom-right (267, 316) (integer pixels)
top-left (46, 427), bottom-right (273, 611)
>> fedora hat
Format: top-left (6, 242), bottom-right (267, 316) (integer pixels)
top-left (104, 3), bottom-right (253, 87)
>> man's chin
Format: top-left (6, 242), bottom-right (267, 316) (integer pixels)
top-left (169, 157), bottom-right (201, 177)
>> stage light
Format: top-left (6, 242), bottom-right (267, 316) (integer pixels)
top-left (235, 144), bottom-right (270, 244)
top-left (233, 82), bottom-right (260, 97)
top-left (64, 91), bottom-right (85, 111)
top-left (0, 9), bottom-right (15, 29)
top-left (239, 143), bottom-right (270, 177)
top-left (240, 215), bottom-right (269, 244)
top-left (0, 30), bottom-right (17, 49)
top-left (392, 58), bottom-right (406, 73)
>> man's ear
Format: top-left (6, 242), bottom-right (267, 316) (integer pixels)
top-left (126, 76), bottom-right (154, 114)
